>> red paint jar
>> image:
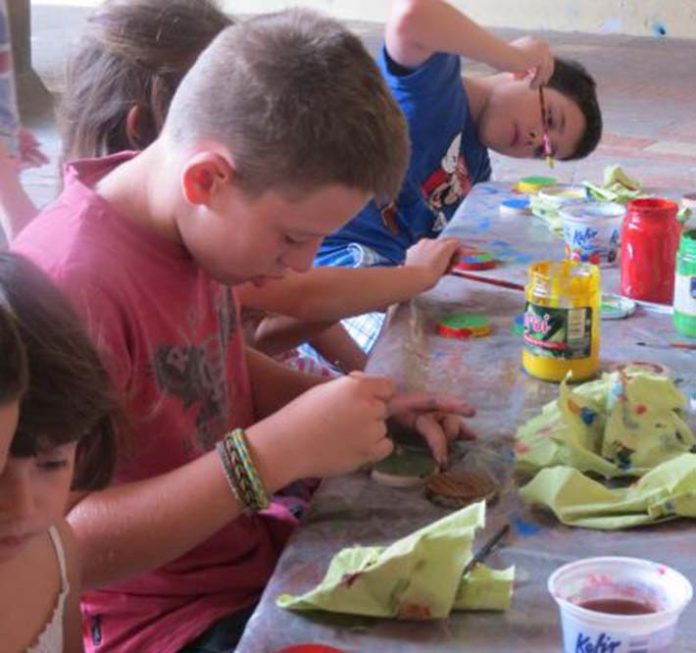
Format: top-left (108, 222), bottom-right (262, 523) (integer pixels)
top-left (620, 198), bottom-right (680, 304)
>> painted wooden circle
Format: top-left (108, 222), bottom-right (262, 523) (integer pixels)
top-left (436, 313), bottom-right (493, 339)
top-left (499, 197), bottom-right (532, 216)
top-left (516, 176), bottom-right (558, 194)
top-left (454, 246), bottom-right (498, 271)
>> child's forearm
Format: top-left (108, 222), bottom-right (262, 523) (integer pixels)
top-left (246, 346), bottom-right (327, 419)
top-left (0, 164), bottom-right (39, 241)
top-left (240, 265), bottom-right (432, 322)
top-left (386, 0), bottom-right (527, 71)
top-left (67, 429), bottom-right (303, 590)
top-left (309, 323), bottom-right (368, 373)
top-left (252, 315), bottom-right (334, 356)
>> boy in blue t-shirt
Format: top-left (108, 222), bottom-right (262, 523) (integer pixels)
top-left (318, 0), bottom-right (602, 351)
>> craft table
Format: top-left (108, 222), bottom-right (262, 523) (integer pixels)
top-left (237, 182), bottom-right (696, 653)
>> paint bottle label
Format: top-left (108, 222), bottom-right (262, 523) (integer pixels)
top-left (523, 303), bottom-right (593, 360)
top-left (674, 274), bottom-right (696, 317)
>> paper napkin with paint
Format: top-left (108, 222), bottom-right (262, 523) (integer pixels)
top-left (516, 371), bottom-right (695, 479)
top-left (276, 502), bottom-right (514, 618)
top-left (583, 165), bottom-right (645, 204)
top-left (520, 453), bottom-right (696, 529)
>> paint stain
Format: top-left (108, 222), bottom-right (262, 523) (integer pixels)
top-left (652, 22), bottom-right (667, 37)
top-left (512, 516), bottom-right (541, 537)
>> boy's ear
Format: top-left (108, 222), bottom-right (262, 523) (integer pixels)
top-left (181, 152), bottom-right (235, 206)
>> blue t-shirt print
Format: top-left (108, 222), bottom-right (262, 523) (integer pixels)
top-left (317, 50), bottom-right (491, 266)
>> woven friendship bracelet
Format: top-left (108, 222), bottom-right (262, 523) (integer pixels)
top-left (230, 428), bottom-right (269, 511)
top-left (215, 441), bottom-right (241, 503)
top-left (223, 434), bottom-right (256, 509)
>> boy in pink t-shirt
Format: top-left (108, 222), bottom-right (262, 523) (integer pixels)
top-left (15, 10), bottom-right (475, 652)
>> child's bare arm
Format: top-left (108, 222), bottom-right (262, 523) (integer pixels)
top-left (67, 373), bottom-right (393, 590)
top-left (252, 316), bottom-right (367, 373)
top-left (252, 314), bottom-right (335, 357)
top-left (0, 144), bottom-right (39, 241)
top-left (238, 236), bottom-right (461, 321)
top-left (68, 368), bottom-right (475, 590)
top-left (386, 0), bottom-right (554, 87)
top-left (309, 323), bottom-right (367, 373)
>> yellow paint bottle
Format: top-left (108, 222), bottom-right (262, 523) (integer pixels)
top-left (522, 260), bottom-right (600, 383)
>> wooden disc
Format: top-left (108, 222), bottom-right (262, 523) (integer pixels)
top-left (426, 469), bottom-right (499, 509)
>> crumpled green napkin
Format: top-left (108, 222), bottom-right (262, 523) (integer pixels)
top-left (516, 371), bottom-right (694, 479)
top-left (520, 453), bottom-right (696, 529)
top-left (583, 165), bottom-right (646, 204)
top-left (277, 502), bottom-right (514, 619)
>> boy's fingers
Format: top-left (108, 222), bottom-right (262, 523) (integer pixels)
top-left (388, 392), bottom-right (475, 418)
top-left (370, 436), bottom-right (394, 463)
top-left (414, 414), bottom-right (448, 465)
top-left (348, 372), bottom-right (395, 402)
top-left (440, 414), bottom-right (464, 441)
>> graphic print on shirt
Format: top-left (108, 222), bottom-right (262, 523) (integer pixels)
top-left (421, 133), bottom-right (472, 232)
top-left (151, 285), bottom-right (237, 451)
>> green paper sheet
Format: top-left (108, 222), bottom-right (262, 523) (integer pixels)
top-left (277, 502), bottom-right (514, 619)
top-left (520, 453), bottom-right (696, 529)
top-left (516, 371), bottom-right (695, 479)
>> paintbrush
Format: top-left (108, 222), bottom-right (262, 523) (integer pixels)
top-left (462, 522), bottom-right (510, 577)
top-left (449, 269), bottom-right (525, 292)
top-left (636, 341), bottom-right (696, 351)
top-left (539, 86), bottom-right (554, 168)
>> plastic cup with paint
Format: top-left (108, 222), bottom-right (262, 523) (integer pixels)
top-left (537, 185), bottom-right (588, 209)
top-left (560, 201), bottom-right (626, 267)
top-left (548, 556), bottom-right (693, 653)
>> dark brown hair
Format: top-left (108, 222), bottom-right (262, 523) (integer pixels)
top-left (58, 0), bottom-right (232, 162)
top-left (164, 8), bottom-right (410, 200)
top-left (0, 302), bottom-right (28, 405)
top-left (549, 57), bottom-right (602, 161)
top-left (0, 252), bottom-right (120, 490)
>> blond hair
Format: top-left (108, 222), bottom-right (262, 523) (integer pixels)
top-left (164, 9), bottom-right (409, 199)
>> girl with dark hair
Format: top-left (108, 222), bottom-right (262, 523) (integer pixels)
top-left (0, 251), bottom-right (119, 652)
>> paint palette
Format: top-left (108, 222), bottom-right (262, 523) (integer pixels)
top-left (453, 245), bottom-right (499, 271)
top-left (436, 313), bottom-right (493, 339)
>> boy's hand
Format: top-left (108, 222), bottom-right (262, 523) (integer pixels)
top-left (388, 392), bottom-right (476, 465)
top-left (270, 372), bottom-right (396, 480)
top-left (509, 36), bottom-right (554, 89)
top-left (404, 237), bottom-right (462, 289)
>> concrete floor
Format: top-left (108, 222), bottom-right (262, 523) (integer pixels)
top-left (15, 5), bottom-right (696, 214)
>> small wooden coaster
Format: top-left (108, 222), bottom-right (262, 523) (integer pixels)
top-left (454, 245), bottom-right (498, 271)
top-left (436, 313), bottom-right (493, 339)
top-left (516, 176), bottom-right (557, 194)
top-left (426, 469), bottom-right (499, 509)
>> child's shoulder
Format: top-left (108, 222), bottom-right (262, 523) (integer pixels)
top-left (0, 529), bottom-right (65, 651)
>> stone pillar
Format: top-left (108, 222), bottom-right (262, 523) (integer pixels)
top-left (6, 0), bottom-right (52, 120)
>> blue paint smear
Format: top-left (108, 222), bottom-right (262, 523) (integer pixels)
top-left (512, 516), bottom-right (541, 537)
top-left (652, 22), bottom-right (667, 37)
top-left (580, 407), bottom-right (597, 426)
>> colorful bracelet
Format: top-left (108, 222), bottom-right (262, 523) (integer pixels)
top-left (217, 428), bottom-right (269, 512)
top-left (230, 429), bottom-right (269, 511)
top-left (215, 440), bottom-right (241, 503)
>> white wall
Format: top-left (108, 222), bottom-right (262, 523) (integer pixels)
top-left (34, 0), bottom-right (696, 39)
